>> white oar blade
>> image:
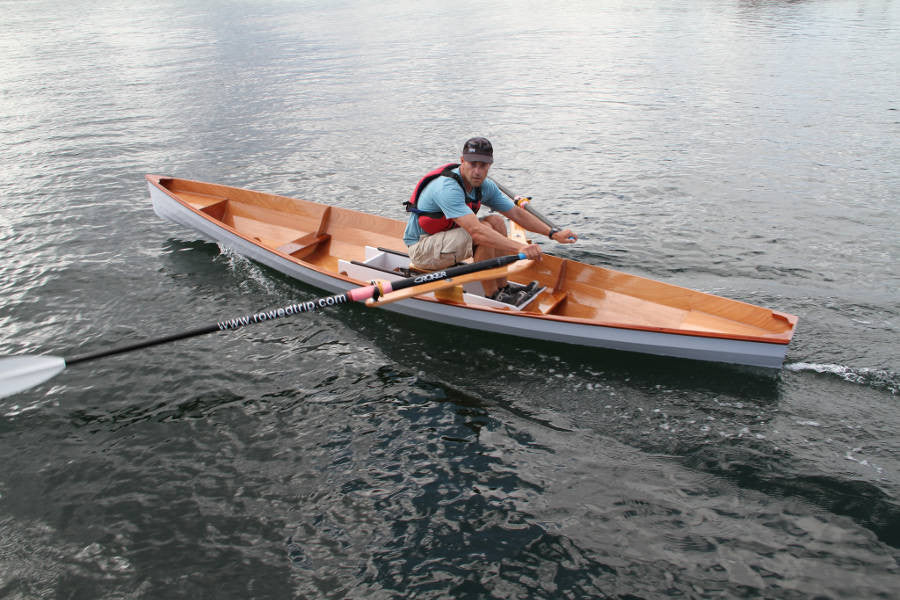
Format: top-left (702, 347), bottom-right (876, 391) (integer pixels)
top-left (0, 356), bottom-right (67, 400)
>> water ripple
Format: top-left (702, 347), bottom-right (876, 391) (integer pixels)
top-left (786, 362), bottom-right (900, 395)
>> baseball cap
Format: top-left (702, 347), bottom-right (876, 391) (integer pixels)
top-left (462, 137), bottom-right (493, 163)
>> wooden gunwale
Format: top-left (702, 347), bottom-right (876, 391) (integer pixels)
top-left (147, 175), bottom-right (796, 346)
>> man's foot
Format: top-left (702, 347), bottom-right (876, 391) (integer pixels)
top-left (489, 284), bottom-right (517, 304)
top-left (520, 281), bottom-right (539, 297)
top-left (489, 281), bottom-right (540, 306)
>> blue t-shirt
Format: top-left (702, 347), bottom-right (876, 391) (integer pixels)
top-left (403, 169), bottom-right (514, 246)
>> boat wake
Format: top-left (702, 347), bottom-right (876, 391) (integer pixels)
top-left (785, 362), bottom-right (899, 395)
top-left (216, 244), bottom-right (280, 296)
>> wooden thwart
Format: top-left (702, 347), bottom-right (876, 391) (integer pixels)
top-left (532, 290), bottom-right (569, 315)
top-left (275, 207), bottom-right (332, 259)
top-left (277, 232), bottom-right (331, 259)
top-left (180, 191), bottom-right (230, 220)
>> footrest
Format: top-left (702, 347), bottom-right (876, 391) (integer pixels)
top-left (492, 281), bottom-right (545, 309)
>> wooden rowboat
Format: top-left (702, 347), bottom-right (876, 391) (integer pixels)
top-left (146, 175), bottom-right (798, 369)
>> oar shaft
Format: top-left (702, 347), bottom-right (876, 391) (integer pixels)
top-left (66, 324), bottom-right (219, 365)
top-left (495, 181), bottom-right (560, 229)
top-left (520, 202), bottom-right (559, 230)
top-left (1, 254), bottom-right (528, 399)
top-left (65, 294), bottom-right (357, 366)
top-left (66, 253), bottom-right (526, 366)
top-left (387, 253), bottom-right (525, 293)
top-left (369, 259), bottom-right (533, 305)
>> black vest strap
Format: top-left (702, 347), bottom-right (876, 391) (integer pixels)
top-left (405, 165), bottom-right (481, 218)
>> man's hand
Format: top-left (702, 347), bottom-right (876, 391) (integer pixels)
top-left (518, 242), bottom-right (543, 260)
top-left (550, 228), bottom-right (578, 243)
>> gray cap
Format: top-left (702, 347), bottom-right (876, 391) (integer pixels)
top-left (462, 137), bottom-right (493, 163)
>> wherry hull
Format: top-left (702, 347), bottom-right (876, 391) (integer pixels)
top-left (146, 175), bottom-right (797, 369)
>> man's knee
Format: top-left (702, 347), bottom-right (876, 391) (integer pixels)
top-left (482, 214), bottom-right (506, 233)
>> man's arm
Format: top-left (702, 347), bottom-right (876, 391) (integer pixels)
top-left (453, 213), bottom-right (542, 259)
top-left (501, 205), bottom-right (578, 244)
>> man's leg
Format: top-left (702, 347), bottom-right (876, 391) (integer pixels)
top-left (474, 214), bottom-right (508, 297)
top-left (408, 228), bottom-right (473, 271)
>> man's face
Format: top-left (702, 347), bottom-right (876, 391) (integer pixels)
top-left (459, 158), bottom-right (491, 189)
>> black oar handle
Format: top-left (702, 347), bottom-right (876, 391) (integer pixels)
top-left (389, 253), bottom-right (524, 293)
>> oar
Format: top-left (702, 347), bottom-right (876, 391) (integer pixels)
top-left (367, 258), bottom-right (533, 305)
top-left (0, 253), bottom-right (526, 400)
top-left (494, 181), bottom-right (575, 240)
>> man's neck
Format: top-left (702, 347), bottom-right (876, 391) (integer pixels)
top-left (460, 174), bottom-right (474, 194)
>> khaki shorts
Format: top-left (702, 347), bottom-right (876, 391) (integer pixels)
top-left (408, 227), bottom-right (473, 270)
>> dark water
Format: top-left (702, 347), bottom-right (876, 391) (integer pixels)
top-left (1, 1), bottom-right (898, 598)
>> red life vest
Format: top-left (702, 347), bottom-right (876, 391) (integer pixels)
top-left (403, 163), bottom-right (482, 235)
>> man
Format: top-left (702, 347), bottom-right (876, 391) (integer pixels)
top-left (403, 137), bottom-right (578, 299)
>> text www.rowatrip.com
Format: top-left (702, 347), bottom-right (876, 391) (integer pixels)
top-left (217, 294), bottom-right (349, 330)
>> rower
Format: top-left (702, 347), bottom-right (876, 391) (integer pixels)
top-left (402, 137), bottom-right (578, 299)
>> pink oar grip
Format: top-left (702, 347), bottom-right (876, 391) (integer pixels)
top-left (346, 282), bottom-right (394, 302)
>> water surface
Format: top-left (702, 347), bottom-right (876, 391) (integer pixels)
top-left (1, 1), bottom-right (898, 598)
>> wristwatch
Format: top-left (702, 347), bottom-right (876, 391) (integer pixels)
top-left (547, 227), bottom-right (560, 239)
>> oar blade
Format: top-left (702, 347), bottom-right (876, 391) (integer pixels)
top-left (0, 355), bottom-right (67, 400)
